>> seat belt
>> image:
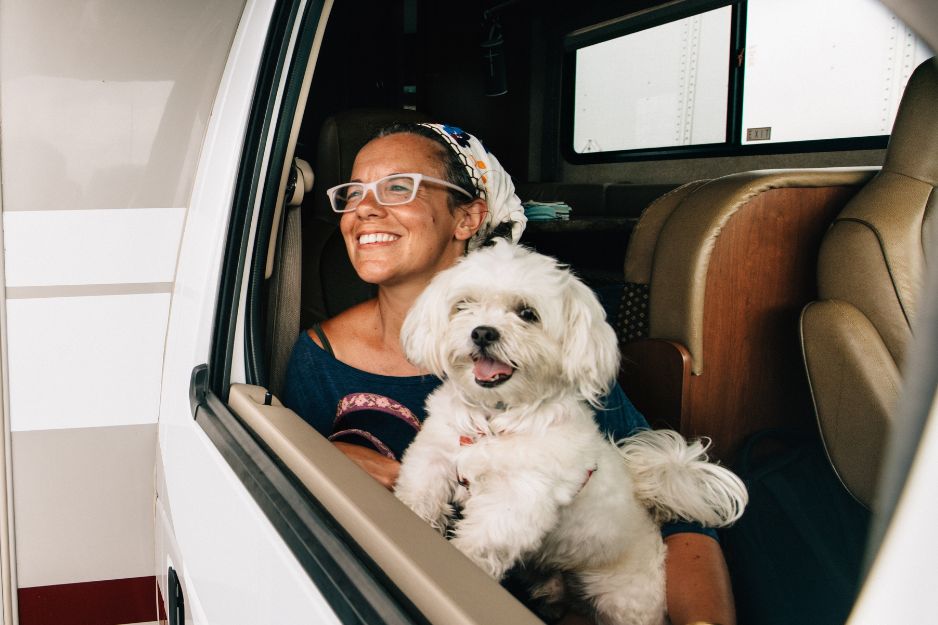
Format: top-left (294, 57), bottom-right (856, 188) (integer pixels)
top-left (267, 158), bottom-right (313, 396)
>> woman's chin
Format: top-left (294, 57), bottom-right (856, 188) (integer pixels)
top-left (352, 260), bottom-right (410, 286)
top-left (354, 268), bottom-right (391, 285)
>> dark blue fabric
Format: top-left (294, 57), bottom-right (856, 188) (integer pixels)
top-left (282, 331), bottom-right (646, 438)
top-left (282, 330), bottom-right (715, 539)
top-left (282, 331), bottom-right (438, 459)
top-left (722, 430), bottom-right (869, 625)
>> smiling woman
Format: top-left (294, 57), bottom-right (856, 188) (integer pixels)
top-left (281, 124), bottom-right (509, 455)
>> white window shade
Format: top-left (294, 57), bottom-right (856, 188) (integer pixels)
top-left (742, 0), bottom-right (933, 144)
top-left (573, 6), bottom-right (732, 154)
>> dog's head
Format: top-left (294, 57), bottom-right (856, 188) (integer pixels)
top-left (401, 240), bottom-right (620, 409)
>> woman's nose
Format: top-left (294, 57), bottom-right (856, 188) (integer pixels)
top-left (353, 188), bottom-right (386, 218)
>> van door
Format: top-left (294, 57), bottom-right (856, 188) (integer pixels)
top-left (0, 0), bottom-right (249, 623)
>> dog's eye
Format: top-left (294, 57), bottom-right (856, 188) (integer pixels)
top-left (517, 306), bottom-right (539, 323)
top-left (452, 299), bottom-right (473, 315)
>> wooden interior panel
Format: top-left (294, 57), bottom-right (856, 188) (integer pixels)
top-left (619, 339), bottom-right (691, 432)
top-left (681, 186), bottom-right (861, 461)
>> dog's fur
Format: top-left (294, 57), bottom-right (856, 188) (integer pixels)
top-left (396, 241), bottom-right (747, 625)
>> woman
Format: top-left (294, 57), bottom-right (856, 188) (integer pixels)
top-left (282, 122), bottom-right (736, 625)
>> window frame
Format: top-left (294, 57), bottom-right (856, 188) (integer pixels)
top-left (196, 1), bottom-right (544, 623)
top-left (198, 0), bottom-right (430, 622)
top-left (561, 0), bottom-right (891, 164)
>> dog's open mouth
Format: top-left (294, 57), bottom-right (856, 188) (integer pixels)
top-left (472, 355), bottom-right (514, 387)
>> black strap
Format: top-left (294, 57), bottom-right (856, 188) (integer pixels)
top-left (311, 323), bottom-right (335, 357)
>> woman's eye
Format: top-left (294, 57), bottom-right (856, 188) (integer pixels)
top-left (517, 307), bottom-right (539, 323)
top-left (382, 178), bottom-right (415, 198)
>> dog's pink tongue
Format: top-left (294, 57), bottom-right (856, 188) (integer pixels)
top-left (473, 356), bottom-right (513, 381)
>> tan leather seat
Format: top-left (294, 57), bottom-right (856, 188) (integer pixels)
top-left (800, 57), bottom-right (938, 507)
top-left (619, 168), bottom-right (876, 460)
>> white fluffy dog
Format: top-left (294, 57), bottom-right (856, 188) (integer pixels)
top-left (396, 240), bottom-right (747, 625)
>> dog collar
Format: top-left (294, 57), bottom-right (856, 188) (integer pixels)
top-left (458, 422), bottom-right (503, 446)
top-left (581, 466), bottom-right (597, 492)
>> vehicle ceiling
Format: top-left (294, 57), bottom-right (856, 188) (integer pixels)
top-left (298, 0), bottom-right (936, 182)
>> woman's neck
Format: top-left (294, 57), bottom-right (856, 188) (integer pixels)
top-left (335, 282), bottom-right (422, 376)
top-left (321, 277), bottom-right (438, 376)
top-left (374, 278), bottom-right (429, 346)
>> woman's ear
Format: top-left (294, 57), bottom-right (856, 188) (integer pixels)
top-left (454, 200), bottom-right (488, 241)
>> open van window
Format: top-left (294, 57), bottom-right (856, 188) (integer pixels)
top-left (566, 0), bottom-right (933, 161)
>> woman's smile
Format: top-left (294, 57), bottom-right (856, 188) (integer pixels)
top-left (358, 232), bottom-right (400, 245)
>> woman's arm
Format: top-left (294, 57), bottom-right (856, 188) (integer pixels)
top-left (333, 442), bottom-right (401, 490)
top-left (664, 532), bottom-right (736, 625)
top-left (596, 386), bottom-right (736, 624)
top-left (557, 533), bottom-right (736, 625)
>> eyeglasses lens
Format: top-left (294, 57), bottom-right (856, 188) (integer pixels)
top-left (332, 185), bottom-right (360, 212)
top-left (377, 176), bottom-right (417, 204)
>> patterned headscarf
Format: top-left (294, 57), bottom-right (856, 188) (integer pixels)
top-left (418, 123), bottom-right (527, 251)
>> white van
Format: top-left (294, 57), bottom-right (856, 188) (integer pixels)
top-left (0, 0), bottom-right (935, 623)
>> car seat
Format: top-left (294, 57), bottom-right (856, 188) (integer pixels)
top-left (800, 56), bottom-right (938, 507)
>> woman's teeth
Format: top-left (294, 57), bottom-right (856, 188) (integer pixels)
top-left (359, 233), bottom-right (399, 245)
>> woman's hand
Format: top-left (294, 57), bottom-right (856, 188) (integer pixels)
top-left (665, 532), bottom-right (736, 625)
top-left (333, 442), bottom-right (401, 490)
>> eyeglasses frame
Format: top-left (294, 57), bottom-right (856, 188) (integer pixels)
top-left (326, 172), bottom-right (476, 213)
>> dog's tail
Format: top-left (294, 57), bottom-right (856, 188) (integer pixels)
top-left (616, 429), bottom-right (747, 527)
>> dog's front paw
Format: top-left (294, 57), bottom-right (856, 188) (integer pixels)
top-left (424, 503), bottom-right (455, 535)
top-left (450, 535), bottom-right (512, 581)
top-left (395, 490), bottom-right (453, 535)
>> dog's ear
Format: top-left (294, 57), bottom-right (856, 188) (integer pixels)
top-left (560, 277), bottom-right (620, 407)
top-left (401, 268), bottom-right (454, 377)
top-left (478, 221), bottom-right (515, 248)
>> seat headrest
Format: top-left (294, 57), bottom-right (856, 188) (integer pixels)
top-left (884, 57), bottom-right (938, 185)
top-left (313, 107), bottom-right (431, 221)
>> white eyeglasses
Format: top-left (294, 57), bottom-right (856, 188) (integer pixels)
top-left (326, 173), bottom-right (474, 213)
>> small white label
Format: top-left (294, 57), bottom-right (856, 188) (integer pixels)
top-left (747, 127), bottom-right (772, 141)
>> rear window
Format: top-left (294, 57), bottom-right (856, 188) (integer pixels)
top-left (567, 0), bottom-right (933, 160)
top-left (741, 0), bottom-right (933, 144)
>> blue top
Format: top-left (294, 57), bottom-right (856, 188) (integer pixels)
top-left (281, 330), bottom-right (714, 539)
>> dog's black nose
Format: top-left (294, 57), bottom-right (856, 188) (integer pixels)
top-left (471, 326), bottom-right (500, 347)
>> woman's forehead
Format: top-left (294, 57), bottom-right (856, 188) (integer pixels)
top-left (351, 133), bottom-right (446, 180)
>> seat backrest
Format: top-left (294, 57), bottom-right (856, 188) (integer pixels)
top-left (618, 168), bottom-right (876, 460)
top-left (301, 108), bottom-right (430, 328)
top-left (800, 57), bottom-right (938, 506)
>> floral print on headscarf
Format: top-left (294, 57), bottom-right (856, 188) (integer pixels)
top-left (419, 123), bottom-right (527, 250)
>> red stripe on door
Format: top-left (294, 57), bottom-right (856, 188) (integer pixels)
top-left (18, 575), bottom-right (165, 625)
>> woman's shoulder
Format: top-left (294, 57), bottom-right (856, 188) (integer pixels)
top-left (287, 323), bottom-right (374, 390)
top-left (289, 327), bottom-right (333, 367)
top-left (316, 300), bottom-right (376, 349)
